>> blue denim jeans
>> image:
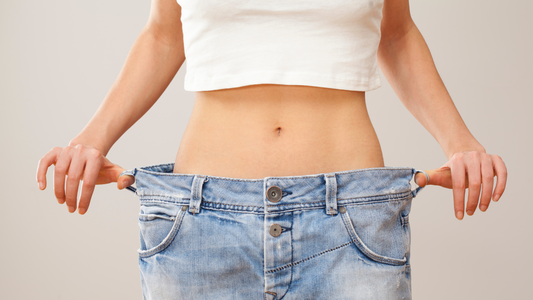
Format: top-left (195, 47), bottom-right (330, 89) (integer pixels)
top-left (120, 163), bottom-right (428, 300)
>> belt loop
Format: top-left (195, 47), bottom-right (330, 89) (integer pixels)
top-left (411, 169), bottom-right (430, 197)
top-left (324, 173), bottom-right (338, 215)
top-left (189, 175), bottom-right (207, 215)
top-left (119, 169), bottom-right (137, 194)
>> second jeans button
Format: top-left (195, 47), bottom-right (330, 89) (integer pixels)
top-left (269, 224), bottom-right (282, 237)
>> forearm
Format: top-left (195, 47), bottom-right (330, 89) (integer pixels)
top-left (69, 27), bottom-right (185, 156)
top-left (377, 23), bottom-right (485, 159)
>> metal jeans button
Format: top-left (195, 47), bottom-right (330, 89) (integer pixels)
top-left (269, 224), bottom-right (282, 237)
top-left (266, 186), bottom-right (282, 202)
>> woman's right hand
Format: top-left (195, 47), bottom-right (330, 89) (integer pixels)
top-left (36, 144), bottom-right (134, 215)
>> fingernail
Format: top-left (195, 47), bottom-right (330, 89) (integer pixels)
top-left (480, 205), bottom-right (487, 212)
top-left (79, 208), bottom-right (86, 215)
top-left (466, 210), bottom-right (473, 216)
top-left (68, 206), bottom-right (75, 213)
top-left (456, 211), bottom-right (464, 220)
top-left (38, 182), bottom-right (44, 190)
top-left (493, 194), bottom-right (500, 202)
top-left (123, 180), bottom-right (131, 189)
top-left (58, 199), bottom-right (65, 204)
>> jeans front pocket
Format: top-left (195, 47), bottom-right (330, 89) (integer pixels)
top-left (138, 202), bottom-right (187, 258)
top-left (340, 195), bottom-right (412, 266)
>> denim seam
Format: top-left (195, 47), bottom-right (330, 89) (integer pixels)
top-left (138, 193), bottom-right (411, 215)
top-left (140, 199), bottom-right (189, 205)
top-left (139, 196), bottom-right (188, 202)
top-left (198, 206), bottom-right (265, 215)
top-left (266, 203), bottom-right (327, 212)
top-left (137, 200), bottom-right (410, 215)
top-left (266, 200), bottom-right (325, 207)
top-left (140, 198), bottom-right (265, 212)
top-left (340, 198), bottom-right (409, 208)
top-left (267, 191), bottom-right (411, 209)
top-left (276, 212), bottom-right (295, 300)
top-left (137, 191), bottom-right (411, 205)
top-left (138, 194), bottom-right (410, 205)
top-left (339, 191), bottom-right (412, 202)
top-left (264, 196), bottom-right (411, 213)
top-left (265, 206), bottom-right (327, 215)
top-left (206, 201), bottom-right (409, 214)
top-left (265, 241), bottom-right (354, 274)
top-left (340, 211), bottom-right (407, 266)
top-left (203, 200), bottom-right (262, 208)
top-left (202, 206), bottom-right (264, 213)
top-left (196, 200), bottom-right (265, 214)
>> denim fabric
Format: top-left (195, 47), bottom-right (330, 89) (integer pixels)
top-left (120, 163), bottom-right (427, 300)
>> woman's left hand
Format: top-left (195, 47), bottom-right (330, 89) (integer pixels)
top-left (414, 151), bottom-right (507, 220)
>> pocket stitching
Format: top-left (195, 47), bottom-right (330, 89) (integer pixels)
top-left (340, 209), bottom-right (407, 266)
top-left (138, 207), bottom-right (186, 258)
top-left (139, 214), bottom-right (176, 222)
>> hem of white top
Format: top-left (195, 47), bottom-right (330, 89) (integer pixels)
top-left (183, 71), bottom-right (381, 92)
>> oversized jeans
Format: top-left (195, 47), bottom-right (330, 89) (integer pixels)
top-left (120, 163), bottom-right (428, 300)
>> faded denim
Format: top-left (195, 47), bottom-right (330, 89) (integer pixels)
top-left (120, 163), bottom-right (428, 300)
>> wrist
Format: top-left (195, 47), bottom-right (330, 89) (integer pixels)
top-left (68, 134), bottom-right (111, 156)
top-left (443, 141), bottom-right (486, 160)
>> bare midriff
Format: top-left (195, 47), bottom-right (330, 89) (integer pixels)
top-left (173, 84), bottom-right (384, 179)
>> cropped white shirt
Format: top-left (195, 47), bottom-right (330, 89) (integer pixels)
top-left (177, 0), bottom-right (384, 92)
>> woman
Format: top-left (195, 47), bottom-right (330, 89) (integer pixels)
top-left (36, 0), bottom-right (507, 299)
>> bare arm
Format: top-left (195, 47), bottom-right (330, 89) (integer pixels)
top-left (70, 0), bottom-right (185, 155)
top-left (37, 0), bottom-right (185, 214)
top-left (378, 0), bottom-right (507, 219)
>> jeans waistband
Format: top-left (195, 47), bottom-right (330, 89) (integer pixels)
top-left (120, 163), bottom-right (428, 214)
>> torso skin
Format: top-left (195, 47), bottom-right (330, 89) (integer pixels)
top-left (173, 84), bottom-right (384, 178)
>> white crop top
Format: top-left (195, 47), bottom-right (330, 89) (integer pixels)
top-left (177, 0), bottom-right (384, 92)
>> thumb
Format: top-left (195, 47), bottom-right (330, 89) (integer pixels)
top-left (417, 167), bottom-right (455, 189)
top-left (414, 170), bottom-right (430, 187)
top-left (117, 174), bottom-right (135, 190)
top-left (112, 166), bottom-right (135, 190)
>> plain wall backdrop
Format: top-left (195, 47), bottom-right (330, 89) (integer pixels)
top-left (1, 0), bottom-right (532, 299)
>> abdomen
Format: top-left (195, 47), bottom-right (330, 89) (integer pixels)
top-left (173, 84), bottom-right (384, 178)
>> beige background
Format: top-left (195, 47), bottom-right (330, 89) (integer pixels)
top-left (1, 0), bottom-right (532, 299)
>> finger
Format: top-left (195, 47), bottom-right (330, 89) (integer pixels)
top-left (451, 157), bottom-right (466, 220)
top-left (53, 147), bottom-right (74, 204)
top-left (465, 153), bottom-right (482, 216)
top-left (65, 150), bottom-right (85, 213)
top-left (109, 164), bottom-right (128, 186)
top-left (78, 157), bottom-right (102, 215)
top-left (491, 155), bottom-right (508, 202)
top-left (426, 167), bottom-right (453, 189)
top-left (479, 155), bottom-right (494, 212)
top-left (118, 174), bottom-right (135, 189)
top-left (414, 172), bottom-right (428, 187)
top-left (36, 147), bottom-right (62, 190)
